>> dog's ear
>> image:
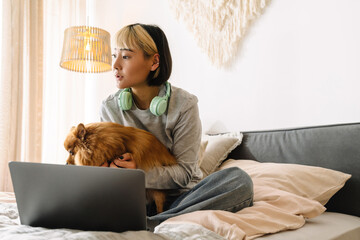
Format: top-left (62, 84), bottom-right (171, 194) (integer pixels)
top-left (76, 123), bottom-right (86, 141)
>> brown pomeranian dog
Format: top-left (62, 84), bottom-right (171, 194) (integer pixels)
top-left (64, 122), bottom-right (177, 213)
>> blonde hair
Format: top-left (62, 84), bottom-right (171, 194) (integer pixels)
top-left (114, 25), bottom-right (158, 56)
top-left (113, 24), bottom-right (172, 86)
top-left (114, 25), bottom-right (159, 78)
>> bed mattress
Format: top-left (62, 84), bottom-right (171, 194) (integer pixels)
top-left (257, 212), bottom-right (360, 240)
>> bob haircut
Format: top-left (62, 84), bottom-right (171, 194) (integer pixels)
top-left (114, 23), bottom-right (172, 86)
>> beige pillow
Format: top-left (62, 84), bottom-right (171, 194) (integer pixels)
top-left (220, 159), bottom-right (352, 205)
top-left (199, 134), bottom-right (243, 177)
top-left (160, 159), bottom-right (341, 239)
top-left (161, 161), bottom-right (328, 239)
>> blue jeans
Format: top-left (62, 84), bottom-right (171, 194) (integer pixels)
top-left (148, 167), bottom-right (253, 222)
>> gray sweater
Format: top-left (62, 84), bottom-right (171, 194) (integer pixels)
top-left (100, 84), bottom-right (203, 190)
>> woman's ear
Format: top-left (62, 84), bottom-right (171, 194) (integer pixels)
top-left (151, 53), bottom-right (160, 71)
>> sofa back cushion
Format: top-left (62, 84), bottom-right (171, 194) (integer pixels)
top-left (227, 122), bottom-right (360, 217)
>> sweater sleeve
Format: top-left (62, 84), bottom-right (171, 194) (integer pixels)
top-left (144, 99), bottom-right (203, 189)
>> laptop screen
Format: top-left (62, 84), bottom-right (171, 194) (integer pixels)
top-left (9, 162), bottom-right (147, 232)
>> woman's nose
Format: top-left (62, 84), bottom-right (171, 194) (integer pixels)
top-left (113, 57), bottom-right (122, 70)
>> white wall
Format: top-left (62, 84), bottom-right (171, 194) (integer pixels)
top-left (86, 0), bottom-right (360, 132)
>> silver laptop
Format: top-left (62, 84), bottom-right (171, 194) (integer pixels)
top-left (9, 161), bottom-right (147, 232)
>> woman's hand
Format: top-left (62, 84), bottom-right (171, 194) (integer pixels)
top-left (110, 153), bottom-right (137, 169)
top-left (100, 161), bottom-right (109, 167)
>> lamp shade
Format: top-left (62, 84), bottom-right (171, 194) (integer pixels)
top-left (60, 26), bottom-right (112, 73)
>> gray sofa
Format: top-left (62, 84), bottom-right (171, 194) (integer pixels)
top-left (226, 122), bottom-right (360, 239)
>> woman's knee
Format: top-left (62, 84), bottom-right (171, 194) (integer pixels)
top-left (209, 167), bottom-right (253, 212)
top-left (209, 167), bottom-right (253, 197)
top-left (221, 167), bottom-right (253, 187)
top-left (224, 167), bottom-right (254, 210)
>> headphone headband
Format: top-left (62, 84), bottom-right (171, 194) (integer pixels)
top-left (164, 81), bottom-right (171, 98)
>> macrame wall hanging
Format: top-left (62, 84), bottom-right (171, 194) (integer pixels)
top-left (168, 0), bottom-right (270, 67)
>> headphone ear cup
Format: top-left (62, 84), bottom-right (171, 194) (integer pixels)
top-left (150, 96), bottom-right (168, 116)
top-left (118, 90), bottom-right (133, 110)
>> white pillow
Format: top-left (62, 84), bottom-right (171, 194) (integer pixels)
top-left (197, 140), bottom-right (208, 167)
top-left (199, 133), bottom-right (243, 177)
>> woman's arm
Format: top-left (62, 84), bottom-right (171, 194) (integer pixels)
top-left (144, 103), bottom-right (203, 189)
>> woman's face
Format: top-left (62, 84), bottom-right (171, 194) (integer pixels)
top-left (112, 47), bottom-right (154, 89)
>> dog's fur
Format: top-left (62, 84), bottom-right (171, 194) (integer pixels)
top-left (64, 122), bottom-right (177, 213)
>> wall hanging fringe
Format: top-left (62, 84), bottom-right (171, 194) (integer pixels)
top-left (168, 0), bottom-right (270, 67)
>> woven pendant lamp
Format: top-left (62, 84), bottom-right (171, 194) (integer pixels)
top-left (60, 26), bottom-right (112, 73)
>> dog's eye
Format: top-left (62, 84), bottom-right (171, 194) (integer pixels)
top-left (69, 150), bottom-right (74, 156)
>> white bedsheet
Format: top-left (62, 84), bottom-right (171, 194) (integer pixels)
top-left (0, 202), bottom-right (224, 240)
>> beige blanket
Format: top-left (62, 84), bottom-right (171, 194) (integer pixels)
top-left (160, 188), bottom-right (325, 239)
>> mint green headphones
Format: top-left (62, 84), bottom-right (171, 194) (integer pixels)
top-left (118, 82), bottom-right (171, 116)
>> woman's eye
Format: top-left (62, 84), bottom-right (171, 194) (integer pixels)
top-left (112, 54), bottom-right (117, 59)
top-left (122, 55), bottom-right (129, 60)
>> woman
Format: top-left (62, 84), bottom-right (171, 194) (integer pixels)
top-left (100, 23), bottom-right (253, 223)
